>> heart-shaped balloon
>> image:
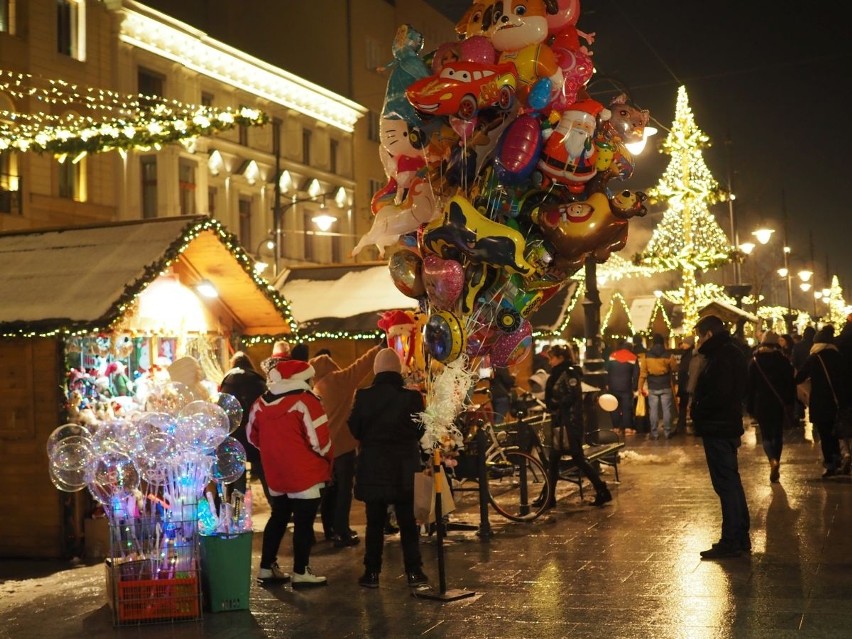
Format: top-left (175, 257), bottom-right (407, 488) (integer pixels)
top-left (389, 250), bottom-right (425, 298)
top-left (422, 254), bottom-right (464, 310)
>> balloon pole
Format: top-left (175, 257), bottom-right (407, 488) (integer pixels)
top-left (414, 450), bottom-right (476, 602)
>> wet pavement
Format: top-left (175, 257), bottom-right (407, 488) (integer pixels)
top-left (4, 423), bottom-right (852, 638)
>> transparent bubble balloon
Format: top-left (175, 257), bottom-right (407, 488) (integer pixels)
top-left (46, 423), bottom-right (92, 457)
top-left (86, 451), bottom-right (140, 506)
top-left (136, 455), bottom-right (168, 486)
top-left (178, 401), bottom-right (230, 450)
top-left (210, 436), bottom-right (246, 484)
top-left (216, 393), bottom-right (244, 434)
top-left (146, 381), bottom-right (196, 414)
top-left (50, 436), bottom-right (94, 472)
top-left (90, 419), bottom-right (130, 455)
top-left (49, 464), bottom-right (87, 492)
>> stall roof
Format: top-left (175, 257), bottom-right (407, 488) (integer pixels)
top-left (0, 216), bottom-right (297, 337)
top-left (699, 300), bottom-right (758, 325)
top-left (529, 280), bottom-right (581, 336)
top-left (277, 263), bottom-right (418, 336)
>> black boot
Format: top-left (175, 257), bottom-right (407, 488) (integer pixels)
top-left (592, 484), bottom-right (612, 507)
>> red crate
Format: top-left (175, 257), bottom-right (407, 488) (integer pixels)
top-left (106, 563), bottom-right (201, 624)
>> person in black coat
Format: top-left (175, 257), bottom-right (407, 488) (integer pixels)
top-left (489, 366), bottom-right (516, 424)
top-left (691, 315), bottom-right (750, 559)
top-left (747, 332), bottom-right (796, 483)
top-left (219, 351), bottom-right (268, 497)
top-left (349, 348), bottom-right (428, 589)
top-left (794, 325), bottom-right (847, 476)
top-left (676, 336), bottom-right (695, 434)
top-left (543, 345), bottom-right (611, 508)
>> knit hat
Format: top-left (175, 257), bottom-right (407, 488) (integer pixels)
top-left (761, 331), bottom-right (780, 345)
top-left (814, 325), bottom-right (835, 344)
top-left (267, 359), bottom-right (315, 384)
top-left (374, 348), bottom-right (402, 374)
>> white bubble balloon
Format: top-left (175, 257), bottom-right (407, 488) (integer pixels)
top-left (146, 381), bottom-right (196, 413)
top-left (87, 452), bottom-right (140, 506)
top-left (49, 464), bottom-right (87, 492)
top-left (50, 436), bottom-right (94, 472)
top-left (598, 393), bottom-right (619, 412)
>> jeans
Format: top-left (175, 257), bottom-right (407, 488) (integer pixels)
top-left (363, 498), bottom-right (422, 573)
top-left (261, 494), bottom-right (321, 574)
top-left (702, 436), bottom-right (750, 547)
top-left (609, 391), bottom-right (635, 431)
top-left (320, 450), bottom-right (356, 537)
top-left (648, 388), bottom-right (674, 436)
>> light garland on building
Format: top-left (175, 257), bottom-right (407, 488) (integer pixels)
top-left (601, 291), bottom-right (637, 339)
top-left (532, 279), bottom-right (585, 339)
top-left (634, 86), bottom-right (733, 330)
top-left (0, 69), bottom-right (268, 156)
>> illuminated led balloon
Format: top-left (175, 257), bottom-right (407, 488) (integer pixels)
top-left (46, 423), bottom-right (91, 457)
top-left (146, 381), bottom-right (196, 413)
top-left (87, 452), bottom-right (140, 505)
top-left (49, 464), bottom-right (87, 492)
top-left (216, 393), bottom-right (244, 435)
top-left (210, 436), bottom-right (247, 484)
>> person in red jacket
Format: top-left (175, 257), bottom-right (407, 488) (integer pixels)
top-left (247, 359), bottom-right (332, 587)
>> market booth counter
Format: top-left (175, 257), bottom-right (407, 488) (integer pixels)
top-left (0, 216), bottom-right (297, 561)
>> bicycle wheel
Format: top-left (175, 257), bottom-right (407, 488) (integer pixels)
top-left (485, 450), bottom-right (551, 522)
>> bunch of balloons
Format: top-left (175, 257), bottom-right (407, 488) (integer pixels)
top-left (359, 0), bottom-right (651, 378)
top-left (47, 381), bottom-right (247, 529)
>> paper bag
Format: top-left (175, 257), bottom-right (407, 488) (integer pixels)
top-left (635, 393), bottom-right (646, 418)
top-left (413, 467), bottom-right (456, 524)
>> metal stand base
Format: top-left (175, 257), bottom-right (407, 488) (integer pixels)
top-left (413, 587), bottom-right (477, 602)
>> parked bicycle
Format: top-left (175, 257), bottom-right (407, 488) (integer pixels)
top-left (446, 388), bottom-right (553, 522)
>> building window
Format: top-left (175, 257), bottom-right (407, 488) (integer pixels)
top-left (329, 139), bottom-right (339, 174)
top-left (302, 128), bottom-right (312, 166)
top-left (140, 156), bottom-right (157, 219)
top-left (367, 111), bottom-right (380, 142)
top-left (238, 196), bottom-right (252, 248)
top-left (57, 0), bottom-right (85, 61)
top-left (178, 159), bottom-right (196, 215)
top-left (58, 156), bottom-right (86, 201)
top-left (0, 150), bottom-right (20, 214)
top-left (1, 0), bottom-right (17, 35)
top-left (207, 186), bottom-right (217, 216)
top-left (201, 92), bottom-right (214, 107)
top-left (369, 178), bottom-right (384, 198)
top-left (138, 68), bottom-right (164, 110)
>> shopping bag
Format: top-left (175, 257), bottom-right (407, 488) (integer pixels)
top-left (414, 467), bottom-right (456, 524)
top-left (635, 393), bottom-right (647, 418)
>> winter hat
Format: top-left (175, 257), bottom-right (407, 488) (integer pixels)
top-left (815, 325), bottom-right (835, 344)
top-left (271, 340), bottom-right (291, 357)
top-left (291, 343), bottom-right (309, 361)
top-left (267, 359), bottom-right (315, 384)
top-left (374, 348), bottom-right (402, 374)
top-left (761, 331), bottom-right (780, 345)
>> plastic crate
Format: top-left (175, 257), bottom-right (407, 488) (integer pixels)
top-left (200, 532), bottom-right (253, 612)
top-left (106, 561), bottom-right (202, 625)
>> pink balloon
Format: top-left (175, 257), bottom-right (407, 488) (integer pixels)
top-left (490, 320), bottom-right (532, 367)
top-left (546, 0), bottom-right (581, 34)
top-left (459, 35), bottom-right (495, 64)
top-left (422, 254), bottom-right (464, 310)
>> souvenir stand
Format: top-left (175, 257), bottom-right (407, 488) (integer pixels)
top-left (0, 217), bottom-right (297, 623)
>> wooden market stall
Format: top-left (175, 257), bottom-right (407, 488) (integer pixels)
top-left (0, 216), bottom-right (296, 559)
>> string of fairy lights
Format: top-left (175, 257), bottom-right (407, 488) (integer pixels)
top-left (0, 69), bottom-right (268, 157)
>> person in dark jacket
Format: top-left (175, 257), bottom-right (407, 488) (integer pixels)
top-left (747, 332), bottom-right (796, 483)
top-left (489, 366), bottom-right (516, 424)
top-left (676, 336), bottom-right (695, 434)
top-left (543, 345), bottom-right (611, 508)
top-left (606, 341), bottom-right (639, 435)
top-left (795, 325), bottom-right (847, 476)
top-left (791, 325), bottom-right (816, 420)
top-left (691, 315), bottom-right (750, 560)
top-left (219, 351), bottom-right (268, 497)
top-left (349, 348), bottom-right (428, 589)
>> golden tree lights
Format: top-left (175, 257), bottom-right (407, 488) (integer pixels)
top-left (634, 86), bottom-right (732, 330)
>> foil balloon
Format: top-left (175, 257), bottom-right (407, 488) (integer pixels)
top-left (494, 113), bottom-right (542, 184)
top-left (422, 254), bottom-right (464, 310)
top-left (389, 249), bottom-right (426, 298)
top-left (489, 319), bottom-right (532, 367)
top-left (425, 311), bottom-right (466, 363)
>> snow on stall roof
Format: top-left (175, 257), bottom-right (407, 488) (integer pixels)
top-left (0, 218), bottom-right (197, 324)
top-left (280, 265), bottom-right (417, 322)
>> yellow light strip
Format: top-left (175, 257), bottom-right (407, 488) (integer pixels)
top-left (119, 5), bottom-right (366, 132)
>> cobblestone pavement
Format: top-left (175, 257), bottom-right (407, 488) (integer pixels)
top-left (4, 425), bottom-right (852, 638)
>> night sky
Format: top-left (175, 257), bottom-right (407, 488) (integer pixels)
top-left (425, 0), bottom-right (852, 300)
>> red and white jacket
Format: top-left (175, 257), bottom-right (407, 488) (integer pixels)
top-left (246, 378), bottom-right (332, 495)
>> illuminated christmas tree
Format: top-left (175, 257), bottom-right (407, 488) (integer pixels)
top-left (826, 275), bottom-right (847, 326)
top-left (634, 86), bottom-right (732, 330)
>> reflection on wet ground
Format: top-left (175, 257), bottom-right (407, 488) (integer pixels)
top-left (4, 425), bottom-right (852, 638)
